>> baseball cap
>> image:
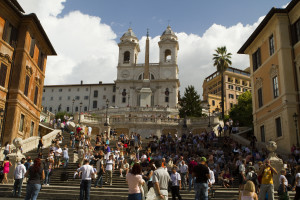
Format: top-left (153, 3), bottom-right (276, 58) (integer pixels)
top-left (200, 157), bottom-right (207, 162)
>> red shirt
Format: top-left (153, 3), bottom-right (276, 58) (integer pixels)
top-left (188, 160), bottom-right (198, 174)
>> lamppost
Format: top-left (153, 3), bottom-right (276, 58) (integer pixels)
top-left (104, 99), bottom-right (109, 126)
top-left (72, 98), bottom-right (75, 115)
top-left (79, 102), bottom-right (83, 124)
top-left (293, 113), bottom-right (299, 147)
top-left (208, 104), bottom-right (211, 127)
top-left (0, 108), bottom-right (5, 146)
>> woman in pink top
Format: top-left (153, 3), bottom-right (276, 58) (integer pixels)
top-left (126, 163), bottom-right (145, 200)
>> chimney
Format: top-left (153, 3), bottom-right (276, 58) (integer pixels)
top-left (81, 80), bottom-right (83, 85)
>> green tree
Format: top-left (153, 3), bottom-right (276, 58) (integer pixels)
top-left (179, 85), bottom-right (202, 118)
top-left (213, 46), bottom-right (232, 120)
top-left (229, 91), bottom-right (253, 126)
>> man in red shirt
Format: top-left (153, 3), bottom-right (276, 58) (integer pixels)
top-left (188, 157), bottom-right (197, 191)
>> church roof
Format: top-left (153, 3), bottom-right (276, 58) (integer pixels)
top-left (121, 28), bottom-right (137, 38)
top-left (161, 25), bottom-right (176, 36)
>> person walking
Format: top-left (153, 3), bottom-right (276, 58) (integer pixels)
top-left (193, 157), bottom-right (210, 200)
top-left (12, 158), bottom-right (26, 197)
top-left (239, 180), bottom-right (258, 200)
top-left (37, 136), bottom-right (43, 153)
top-left (179, 160), bottom-right (188, 190)
top-left (170, 167), bottom-right (182, 200)
top-left (105, 154), bottom-right (114, 186)
top-left (258, 159), bottom-right (277, 200)
top-left (153, 159), bottom-right (170, 200)
top-left (238, 159), bottom-right (247, 194)
top-left (278, 169), bottom-right (289, 200)
top-left (43, 158), bottom-right (52, 186)
top-left (126, 163), bottom-right (145, 200)
top-left (24, 158), bottom-right (45, 200)
top-left (94, 157), bottom-right (104, 188)
top-left (3, 142), bottom-right (10, 159)
top-left (63, 145), bottom-right (69, 168)
top-left (2, 156), bottom-right (12, 184)
top-left (77, 159), bottom-right (95, 200)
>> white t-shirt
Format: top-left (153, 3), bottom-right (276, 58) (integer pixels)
top-left (106, 160), bottom-right (114, 171)
top-left (63, 149), bottom-right (69, 159)
top-left (179, 164), bottom-right (188, 173)
top-left (78, 164), bottom-right (94, 180)
top-left (55, 148), bottom-right (62, 157)
top-left (279, 175), bottom-right (288, 186)
top-left (296, 173), bottom-right (300, 187)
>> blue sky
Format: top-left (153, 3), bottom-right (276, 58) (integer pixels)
top-left (19, 0), bottom-right (291, 95)
top-left (60, 0), bottom-right (290, 38)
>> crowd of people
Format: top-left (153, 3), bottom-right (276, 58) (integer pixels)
top-left (2, 118), bottom-right (300, 200)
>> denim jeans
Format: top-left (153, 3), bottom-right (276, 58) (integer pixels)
top-left (24, 183), bottom-right (41, 200)
top-left (180, 172), bottom-right (187, 189)
top-left (188, 174), bottom-right (194, 191)
top-left (94, 175), bottom-right (103, 187)
top-left (64, 158), bottom-right (69, 168)
top-left (13, 178), bottom-right (23, 197)
top-left (44, 170), bottom-right (50, 185)
top-left (194, 182), bottom-right (208, 200)
top-left (80, 180), bottom-right (91, 200)
top-left (128, 193), bottom-right (142, 200)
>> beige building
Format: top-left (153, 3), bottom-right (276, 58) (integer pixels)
top-left (238, 0), bottom-right (300, 152)
top-left (202, 67), bottom-right (251, 114)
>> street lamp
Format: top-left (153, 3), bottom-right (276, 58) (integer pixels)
top-left (208, 104), bottom-right (211, 127)
top-left (79, 102), bottom-right (83, 124)
top-left (72, 98), bottom-right (75, 115)
top-left (0, 109), bottom-right (5, 146)
top-left (104, 99), bottom-right (109, 126)
top-left (293, 113), bottom-right (299, 147)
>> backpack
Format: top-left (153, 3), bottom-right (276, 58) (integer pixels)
top-left (250, 172), bottom-right (258, 185)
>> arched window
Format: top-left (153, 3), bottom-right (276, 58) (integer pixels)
top-left (124, 51), bottom-right (130, 63)
top-left (138, 73), bottom-right (155, 80)
top-left (165, 49), bottom-right (171, 62)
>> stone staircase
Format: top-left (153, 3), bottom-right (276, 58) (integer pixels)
top-left (0, 131), bottom-right (296, 199)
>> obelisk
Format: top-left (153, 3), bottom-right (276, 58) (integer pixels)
top-left (140, 29), bottom-right (152, 107)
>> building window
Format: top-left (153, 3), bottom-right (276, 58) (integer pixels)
top-left (165, 96), bottom-right (169, 103)
top-left (94, 90), bottom-right (98, 98)
top-left (252, 48), bottom-right (261, 72)
top-left (77, 88), bottom-right (80, 91)
top-left (23, 75), bottom-right (30, 97)
top-left (30, 121), bottom-right (34, 137)
top-left (42, 97), bottom-right (45, 101)
top-left (228, 85), bottom-right (233, 90)
top-left (49, 107), bottom-right (52, 112)
top-left (275, 117), bottom-right (282, 137)
top-left (122, 97), bottom-right (126, 103)
top-left (34, 86), bottom-right (38, 105)
top-left (236, 95), bottom-right (239, 99)
top-left (103, 95), bottom-right (106, 99)
top-left (50, 97), bottom-right (53, 101)
top-left (84, 106), bottom-right (88, 111)
top-left (230, 103), bottom-right (233, 108)
top-left (112, 95), bottom-right (115, 103)
top-left (75, 96), bottom-right (80, 100)
top-left (86, 88), bottom-right (88, 91)
top-left (2, 20), bottom-right (18, 47)
top-left (104, 87), bottom-right (106, 91)
top-left (93, 101), bottom-right (97, 108)
top-left (273, 76), bottom-right (279, 98)
top-left (19, 114), bottom-right (25, 132)
top-left (236, 86), bottom-right (241, 91)
top-left (29, 36), bottom-right (35, 58)
top-left (235, 79), bottom-right (239, 84)
top-left (68, 88), bottom-right (71, 92)
top-left (227, 77), bottom-right (232, 82)
top-left (258, 88), bottom-right (263, 108)
top-left (228, 94), bottom-right (234, 99)
top-left (68, 96), bottom-right (71, 100)
top-left (84, 96), bottom-right (89, 100)
top-left (59, 89), bottom-right (62, 92)
top-left (66, 107), bottom-right (70, 112)
top-left (0, 63), bottom-right (8, 87)
top-left (124, 51), bottom-right (130, 63)
top-left (243, 88), bottom-right (248, 92)
top-left (292, 18), bottom-right (300, 45)
top-left (52, 89), bottom-right (54, 92)
top-left (75, 106), bottom-right (78, 112)
top-left (212, 100), bottom-right (215, 106)
top-left (269, 34), bottom-right (275, 55)
top-left (37, 50), bottom-right (45, 71)
top-left (260, 125), bottom-right (265, 142)
top-left (59, 96), bottom-right (62, 100)
top-left (113, 86), bottom-right (116, 92)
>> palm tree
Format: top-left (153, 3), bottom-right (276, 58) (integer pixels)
top-left (213, 46), bottom-right (232, 120)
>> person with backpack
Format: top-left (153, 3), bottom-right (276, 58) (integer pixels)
top-left (246, 166), bottom-right (258, 192)
top-left (94, 156), bottom-right (104, 188)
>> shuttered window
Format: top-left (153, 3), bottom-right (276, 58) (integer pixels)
top-left (0, 63), bottom-right (7, 87)
top-left (252, 48), bottom-right (261, 72)
top-left (24, 76), bottom-right (30, 96)
top-left (34, 86), bottom-right (38, 105)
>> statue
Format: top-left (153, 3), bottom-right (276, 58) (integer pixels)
top-left (78, 146), bottom-right (85, 166)
top-left (13, 137), bottom-right (23, 155)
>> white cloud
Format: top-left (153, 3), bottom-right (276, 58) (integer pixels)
top-left (18, 0), bottom-right (263, 98)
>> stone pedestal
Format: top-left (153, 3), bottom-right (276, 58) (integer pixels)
top-left (266, 141), bottom-right (283, 189)
top-left (7, 138), bottom-right (25, 183)
top-left (103, 125), bottom-right (111, 138)
top-left (140, 80), bottom-right (152, 107)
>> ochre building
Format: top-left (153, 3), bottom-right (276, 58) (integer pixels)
top-left (202, 67), bottom-right (251, 114)
top-left (0, 0), bottom-right (56, 145)
top-left (238, 0), bottom-right (300, 152)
